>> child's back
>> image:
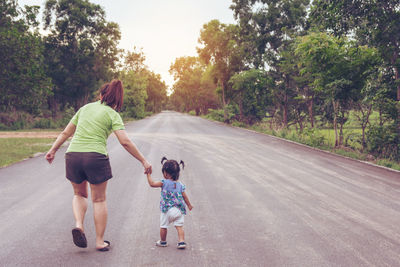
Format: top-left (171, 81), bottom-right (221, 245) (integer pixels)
top-left (146, 157), bottom-right (193, 249)
top-left (161, 179), bottom-right (186, 214)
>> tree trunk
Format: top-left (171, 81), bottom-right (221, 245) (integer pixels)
top-left (239, 91), bottom-right (244, 122)
top-left (283, 92), bottom-right (288, 127)
top-left (391, 48), bottom-right (400, 140)
top-left (48, 96), bottom-right (58, 119)
top-left (298, 113), bottom-right (304, 133)
top-left (395, 65), bottom-right (400, 142)
top-left (332, 100), bottom-right (339, 147)
top-left (307, 95), bottom-right (314, 128)
top-left (379, 108), bottom-right (383, 126)
top-left (221, 81), bottom-right (227, 122)
top-left (362, 105), bottom-right (372, 151)
top-left (269, 108), bottom-right (277, 130)
top-left (393, 49), bottom-right (400, 101)
top-left (396, 66), bottom-right (399, 101)
top-left (339, 121), bottom-right (344, 146)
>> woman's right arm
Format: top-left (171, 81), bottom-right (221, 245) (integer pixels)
top-left (45, 122), bottom-right (76, 164)
top-left (114, 129), bottom-right (152, 174)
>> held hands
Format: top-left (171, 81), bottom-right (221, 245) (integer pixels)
top-left (142, 160), bottom-right (152, 174)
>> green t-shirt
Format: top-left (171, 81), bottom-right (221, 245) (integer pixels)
top-left (66, 101), bottom-right (125, 155)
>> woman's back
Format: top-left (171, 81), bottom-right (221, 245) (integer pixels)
top-left (67, 101), bottom-right (125, 155)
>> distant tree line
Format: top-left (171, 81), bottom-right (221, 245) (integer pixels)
top-left (0, 0), bottom-right (167, 128)
top-left (169, 0), bottom-right (399, 160)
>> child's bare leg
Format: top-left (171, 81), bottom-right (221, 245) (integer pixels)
top-left (160, 228), bottom-right (167, 241)
top-left (175, 226), bottom-right (184, 242)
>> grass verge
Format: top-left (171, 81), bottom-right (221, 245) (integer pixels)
top-left (201, 115), bottom-right (400, 172)
top-left (0, 138), bottom-right (55, 168)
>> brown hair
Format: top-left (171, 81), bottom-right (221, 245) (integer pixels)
top-left (100, 79), bottom-right (124, 111)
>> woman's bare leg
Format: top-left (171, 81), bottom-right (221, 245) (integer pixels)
top-left (71, 181), bottom-right (88, 230)
top-left (90, 181), bottom-right (108, 248)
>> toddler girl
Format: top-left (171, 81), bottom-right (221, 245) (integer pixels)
top-left (146, 157), bottom-right (193, 249)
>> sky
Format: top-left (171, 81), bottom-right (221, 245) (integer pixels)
top-left (18, 0), bottom-right (236, 89)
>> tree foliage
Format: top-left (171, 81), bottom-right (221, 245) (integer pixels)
top-left (0, 0), bottom-right (166, 127)
top-left (295, 32), bottom-right (380, 146)
top-left (0, 0), bottom-right (52, 114)
top-left (229, 69), bottom-right (272, 123)
top-left (2, 0), bottom-right (398, 160)
top-left (310, 0), bottom-right (400, 101)
top-left (119, 47), bottom-right (167, 118)
top-left (197, 20), bottom-right (244, 120)
top-left (43, 0), bottom-right (121, 111)
top-left (169, 56), bottom-right (218, 114)
top-left (231, 0), bottom-right (310, 68)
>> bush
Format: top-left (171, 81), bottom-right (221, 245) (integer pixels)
top-left (367, 123), bottom-right (399, 161)
top-left (272, 128), bottom-right (327, 148)
top-left (206, 104), bottom-right (238, 123)
top-left (206, 109), bottom-right (225, 122)
top-left (0, 123), bottom-right (8, 130)
top-left (188, 110), bottom-right (196, 116)
top-left (0, 112), bottom-right (34, 129)
top-left (376, 159), bottom-right (400, 171)
top-left (344, 132), bottom-right (363, 150)
top-left (33, 118), bottom-right (56, 129)
top-left (302, 128), bottom-right (326, 147)
top-left (58, 106), bottom-right (75, 127)
top-left (10, 120), bottom-right (26, 130)
top-left (231, 120), bottom-right (247, 128)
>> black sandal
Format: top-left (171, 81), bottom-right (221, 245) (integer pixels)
top-left (97, 240), bottom-right (111, 252)
top-left (72, 228), bottom-right (87, 248)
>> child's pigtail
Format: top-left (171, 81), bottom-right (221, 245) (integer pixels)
top-left (179, 160), bottom-right (185, 170)
top-left (161, 157), bottom-right (168, 165)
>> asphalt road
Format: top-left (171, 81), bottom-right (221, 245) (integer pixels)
top-left (1, 111), bottom-right (400, 267)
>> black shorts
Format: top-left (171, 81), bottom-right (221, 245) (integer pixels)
top-left (65, 152), bottom-right (113, 184)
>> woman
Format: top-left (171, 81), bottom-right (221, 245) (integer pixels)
top-left (45, 79), bottom-right (152, 251)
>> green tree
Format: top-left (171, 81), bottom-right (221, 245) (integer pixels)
top-left (119, 47), bottom-right (147, 118)
top-left (279, 45), bottom-right (318, 130)
top-left (120, 70), bottom-right (147, 118)
top-left (119, 47), bottom-right (166, 117)
top-left (311, 0), bottom-right (400, 147)
top-left (198, 65), bottom-right (220, 114)
top-left (44, 0), bottom-right (121, 112)
top-left (0, 0), bottom-right (52, 114)
top-left (230, 0), bottom-right (310, 126)
top-left (229, 69), bottom-right (272, 123)
top-left (231, 0), bottom-right (310, 68)
top-left (123, 46), bottom-right (146, 72)
top-left (349, 46), bottom-right (381, 150)
top-left (144, 70), bottom-right (167, 113)
top-left (169, 56), bottom-right (219, 115)
top-left (310, 0), bottom-right (400, 102)
top-left (295, 32), bottom-right (355, 147)
top-left (197, 20), bottom-right (244, 121)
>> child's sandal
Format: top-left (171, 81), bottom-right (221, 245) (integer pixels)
top-left (177, 242), bottom-right (186, 249)
top-left (156, 240), bottom-right (168, 247)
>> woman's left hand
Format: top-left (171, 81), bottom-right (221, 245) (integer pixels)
top-left (143, 160), bottom-right (152, 174)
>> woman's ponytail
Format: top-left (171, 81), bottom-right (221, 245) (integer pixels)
top-left (100, 79), bottom-right (124, 111)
